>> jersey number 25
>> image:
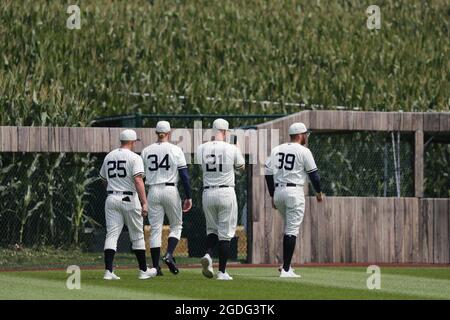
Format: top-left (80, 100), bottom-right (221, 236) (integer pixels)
top-left (107, 160), bottom-right (127, 178)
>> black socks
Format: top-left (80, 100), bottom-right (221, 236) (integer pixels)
top-left (283, 234), bottom-right (297, 272)
top-left (104, 249), bottom-right (116, 272)
top-left (150, 247), bottom-right (161, 268)
top-left (133, 249), bottom-right (147, 272)
top-left (106, 249), bottom-right (147, 272)
top-left (218, 240), bottom-right (230, 273)
top-left (167, 237), bottom-right (179, 256)
top-left (206, 235), bottom-right (230, 273)
top-left (206, 233), bottom-right (219, 256)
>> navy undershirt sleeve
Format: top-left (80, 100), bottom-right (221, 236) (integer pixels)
top-left (178, 167), bottom-right (192, 199)
top-left (265, 175), bottom-right (275, 197)
top-left (308, 170), bottom-right (322, 193)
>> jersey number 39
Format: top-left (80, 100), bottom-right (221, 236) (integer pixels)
top-left (277, 153), bottom-right (295, 170)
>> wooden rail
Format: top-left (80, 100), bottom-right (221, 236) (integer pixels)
top-left (258, 110), bottom-right (450, 133)
top-left (1, 111), bottom-right (448, 153)
top-left (0, 127), bottom-right (168, 153)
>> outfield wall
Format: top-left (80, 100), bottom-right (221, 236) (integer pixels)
top-left (251, 196), bottom-right (449, 265)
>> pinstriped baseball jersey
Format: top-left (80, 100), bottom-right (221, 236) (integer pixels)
top-left (196, 141), bottom-right (245, 187)
top-left (265, 143), bottom-right (317, 186)
top-left (100, 148), bottom-right (145, 193)
top-left (141, 142), bottom-right (187, 186)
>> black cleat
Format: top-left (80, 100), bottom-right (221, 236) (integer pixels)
top-left (156, 267), bottom-right (163, 276)
top-left (162, 254), bottom-right (179, 275)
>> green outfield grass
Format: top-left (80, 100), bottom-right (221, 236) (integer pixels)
top-left (0, 247), bottom-right (243, 270)
top-left (1, 267), bottom-right (449, 300)
top-left (0, 247), bottom-right (190, 270)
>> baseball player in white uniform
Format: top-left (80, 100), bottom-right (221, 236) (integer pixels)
top-left (197, 119), bottom-right (245, 281)
top-left (141, 121), bottom-right (192, 276)
top-left (265, 123), bottom-right (323, 278)
top-left (99, 129), bottom-right (157, 280)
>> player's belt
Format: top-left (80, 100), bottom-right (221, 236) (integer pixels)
top-left (275, 183), bottom-right (299, 187)
top-left (148, 183), bottom-right (175, 187)
top-left (107, 191), bottom-right (134, 195)
top-left (203, 185), bottom-right (230, 189)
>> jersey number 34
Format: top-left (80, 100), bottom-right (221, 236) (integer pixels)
top-left (147, 154), bottom-right (170, 171)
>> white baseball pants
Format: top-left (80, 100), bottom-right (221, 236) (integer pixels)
top-left (202, 187), bottom-right (238, 241)
top-left (274, 186), bottom-right (305, 236)
top-left (147, 185), bottom-right (183, 248)
top-left (104, 194), bottom-right (145, 251)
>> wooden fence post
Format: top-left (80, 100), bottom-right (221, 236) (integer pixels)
top-left (414, 130), bottom-right (424, 198)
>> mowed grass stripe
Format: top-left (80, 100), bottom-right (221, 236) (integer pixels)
top-left (0, 273), bottom-right (186, 300)
top-left (232, 268), bottom-right (450, 300)
top-left (0, 269), bottom-right (391, 300)
top-left (314, 266), bottom-right (450, 281)
top-left (372, 267), bottom-right (450, 281)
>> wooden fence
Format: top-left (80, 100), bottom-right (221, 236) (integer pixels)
top-left (0, 127), bottom-right (162, 153)
top-left (252, 197), bottom-right (449, 264)
top-left (250, 110), bottom-right (449, 264)
top-left (1, 110), bottom-right (449, 264)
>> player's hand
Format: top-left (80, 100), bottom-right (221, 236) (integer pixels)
top-left (182, 198), bottom-right (193, 213)
top-left (316, 192), bottom-right (324, 202)
top-left (141, 203), bottom-right (149, 217)
top-left (271, 198), bottom-right (277, 209)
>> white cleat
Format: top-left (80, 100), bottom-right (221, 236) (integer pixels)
top-left (280, 268), bottom-right (301, 278)
top-left (278, 265), bottom-right (295, 273)
top-left (288, 269), bottom-right (301, 278)
top-left (201, 254), bottom-right (214, 279)
top-left (217, 271), bottom-right (233, 280)
top-left (103, 270), bottom-right (121, 280)
top-left (139, 267), bottom-right (158, 280)
top-left (289, 270), bottom-right (302, 278)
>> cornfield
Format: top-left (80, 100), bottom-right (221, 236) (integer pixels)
top-left (0, 0), bottom-right (448, 121)
top-left (0, 0), bottom-right (448, 248)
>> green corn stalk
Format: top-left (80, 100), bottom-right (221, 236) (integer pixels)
top-left (38, 153), bottom-right (65, 241)
top-left (69, 154), bottom-right (100, 245)
top-left (16, 154), bottom-right (44, 245)
top-left (0, 156), bottom-right (20, 245)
